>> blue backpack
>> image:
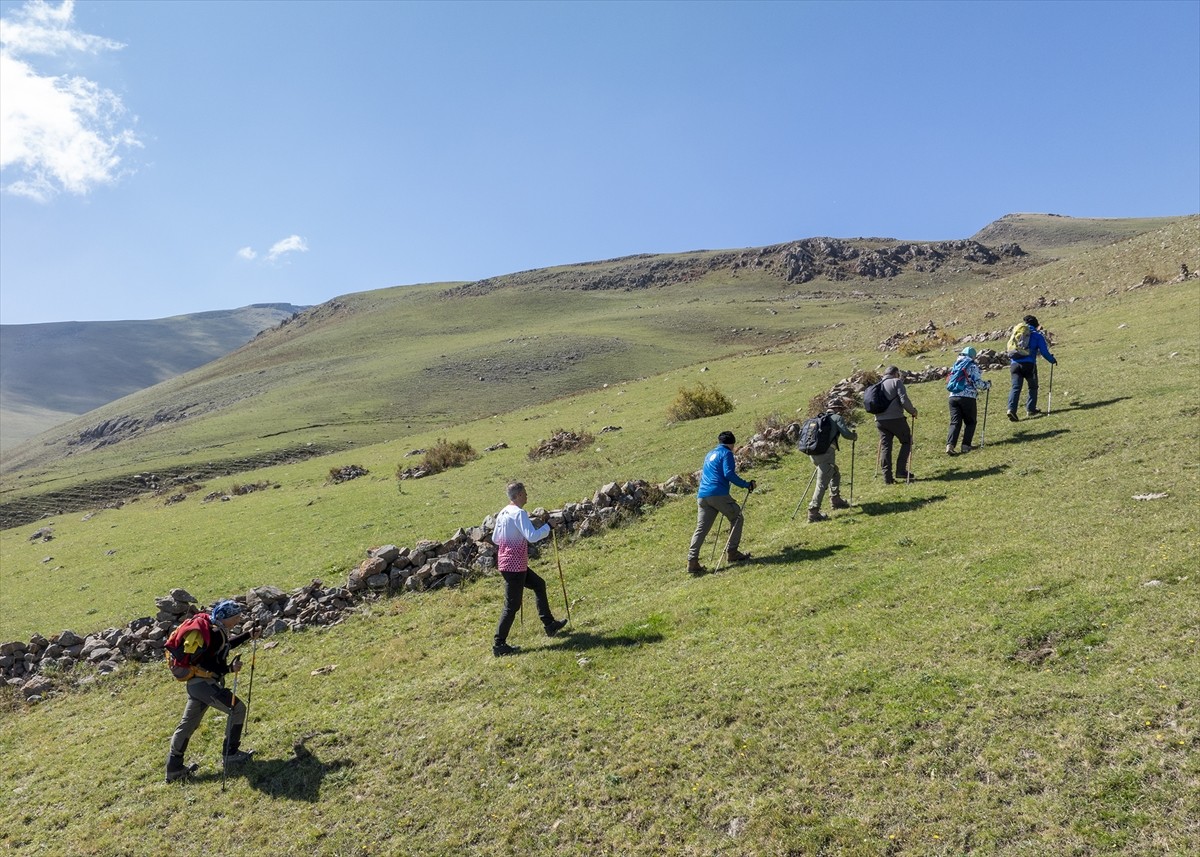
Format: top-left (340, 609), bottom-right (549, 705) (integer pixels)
top-left (946, 363), bottom-right (970, 395)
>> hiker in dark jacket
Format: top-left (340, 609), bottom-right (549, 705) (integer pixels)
top-left (874, 366), bottom-right (919, 483)
top-left (1007, 315), bottom-right (1057, 420)
top-left (165, 599), bottom-right (258, 783)
top-left (806, 412), bottom-right (857, 522)
top-left (946, 346), bottom-right (991, 454)
top-left (687, 431), bottom-right (756, 574)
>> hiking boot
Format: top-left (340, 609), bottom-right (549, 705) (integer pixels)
top-left (1006, 410), bottom-right (1018, 422)
top-left (961, 444), bottom-right (975, 453)
top-left (830, 496), bottom-right (851, 510)
top-left (165, 761), bottom-right (198, 784)
top-left (945, 445), bottom-right (957, 455)
top-left (807, 508), bottom-right (828, 523)
top-left (1027, 408), bottom-right (1042, 417)
top-left (883, 475), bottom-right (895, 485)
top-left (223, 749), bottom-right (255, 765)
top-left (898, 472), bottom-right (917, 482)
top-left (493, 643), bottom-right (521, 657)
top-left (687, 558), bottom-right (707, 576)
top-left (545, 618), bottom-right (568, 637)
top-left (724, 549), bottom-right (751, 563)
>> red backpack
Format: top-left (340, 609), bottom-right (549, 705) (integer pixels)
top-left (164, 613), bottom-right (214, 680)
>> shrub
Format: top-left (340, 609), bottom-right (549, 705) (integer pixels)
top-left (897, 330), bottom-right (957, 356)
top-left (527, 429), bottom-right (595, 461)
top-left (414, 438), bottom-right (477, 476)
top-left (666, 383), bottom-right (733, 423)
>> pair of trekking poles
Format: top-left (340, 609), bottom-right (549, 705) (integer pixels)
top-left (518, 531), bottom-right (572, 629)
top-left (710, 485), bottom-right (755, 570)
top-left (221, 635), bottom-right (258, 792)
top-left (790, 440), bottom-right (856, 520)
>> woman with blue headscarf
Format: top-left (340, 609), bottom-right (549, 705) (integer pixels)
top-left (165, 598), bottom-right (258, 783)
top-left (945, 346), bottom-right (991, 455)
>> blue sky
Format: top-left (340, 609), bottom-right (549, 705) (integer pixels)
top-left (1, 0), bottom-right (1197, 325)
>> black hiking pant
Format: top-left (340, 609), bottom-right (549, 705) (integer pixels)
top-left (495, 568), bottom-right (555, 647)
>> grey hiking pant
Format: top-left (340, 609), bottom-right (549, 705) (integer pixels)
top-left (807, 450), bottom-right (841, 510)
top-left (688, 494), bottom-right (744, 561)
top-left (169, 676), bottom-right (245, 757)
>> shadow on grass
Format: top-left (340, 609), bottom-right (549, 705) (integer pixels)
top-left (856, 494), bottom-right (948, 516)
top-left (1054, 396), bottom-right (1131, 413)
top-left (234, 744), bottom-right (353, 801)
top-left (550, 630), bottom-right (665, 652)
top-left (749, 543), bottom-right (849, 566)
top-left (986, 427), bottom-right (1072, 446)
top-left (936, 464), bottom-right (1009, 481)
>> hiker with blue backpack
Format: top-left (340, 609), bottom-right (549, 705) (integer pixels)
top-left (945, 346), bottom-right (992, 455)
top-left (164, 599), bottom-right (259, 783)
top-left (1006, 315), bottom-right (1057, 421)
top-left (798, 410), bottom-right (857, 522)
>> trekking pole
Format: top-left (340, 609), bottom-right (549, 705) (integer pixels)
top-left (791, 466), bottom-right (818, 521)
top-left (980, 386), bottom-right (989, 449)
top-left (552, 531), bottom-right (571, 623)
top-left (221, 665), bottom-right (241, 793)
top-left (715, 487), bottom-right (753, 572)
top-left (709, 514), bottom-right (725, 565)
top-left (243, 636), bottom-right (258, 740)
top-left (907, 413), bottom-right (916, 485)
top-left (849, 439), bottom-right (856, 504)
top-left (1047, 363), bottom-right (1054, 415)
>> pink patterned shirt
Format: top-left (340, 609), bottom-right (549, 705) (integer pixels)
top-left (492, 503), bottom-right (550, 572)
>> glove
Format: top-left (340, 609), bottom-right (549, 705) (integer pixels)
top-left (748, 480), bottom-right (757, 492)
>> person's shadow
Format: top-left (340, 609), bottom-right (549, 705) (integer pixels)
top-left (202, 737), bottom-right (354, 801)
top-left (936, 464), bottom-right (1008, 482)
top-left (1054, 396), bottom-right (1130, 413)
top-left (550, 630), bottom-right (666, 652)
top-left (751, 543), bottom-right (849, 566)
top-left (856, 494), bottom-right (947, 516)
top-left (987, 427), bottom-right (1071, 446)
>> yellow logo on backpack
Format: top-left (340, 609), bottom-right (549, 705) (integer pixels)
top-left (1006, 322), bottom-right (1032, 358)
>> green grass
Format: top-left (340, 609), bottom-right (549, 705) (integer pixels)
top-left (0, 218), bottom-right (1198, 855)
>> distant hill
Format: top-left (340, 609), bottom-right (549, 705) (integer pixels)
top-left (0, 303), bottom-right (307, 449)
top-left (0, 213), bottom-right (1194, 504)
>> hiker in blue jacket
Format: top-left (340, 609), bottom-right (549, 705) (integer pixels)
top-left (686, 431), bottom-right (755, 575)
top-left (946, 346), bottom-right (991, 454)
top-left (1007, 315), bottom-right (1057, 420)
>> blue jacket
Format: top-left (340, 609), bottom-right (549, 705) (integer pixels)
top-left (697, 445), bottom-right (751, 498)
top-left (1011, 329), bottom-right (1057, 366)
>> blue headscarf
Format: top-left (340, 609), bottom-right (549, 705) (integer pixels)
top-left (211, 599), bottom-right (242, 621)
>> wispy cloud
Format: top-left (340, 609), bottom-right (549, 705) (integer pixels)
top-left (0, 0), bottom-right (141, 202)
top-left (236, 234), bottom-right (309, 264)
top-left (267, 234), bottom-right (309, 262)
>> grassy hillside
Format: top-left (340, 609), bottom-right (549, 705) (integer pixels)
top-left (0, 216), bottom-right (1197, 855)
top-left (0, 303), bottom-right (306, 449)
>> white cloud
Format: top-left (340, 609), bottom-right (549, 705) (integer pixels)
top-left (0, 0), bottom-right (141, 202)
top-left (266, 234), bottom-right (309, 262)
top-left (236, 246), bottom-right (257, 261)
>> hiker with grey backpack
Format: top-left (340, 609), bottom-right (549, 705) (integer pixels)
top-left (164, 599), bottom-right (260, 783)
top-left (797, 410), bottom-right (857, 522)
top-left (1006, 315), bottom-right (1057, 421)
top-left (945, 346), bottom-right (991, 455)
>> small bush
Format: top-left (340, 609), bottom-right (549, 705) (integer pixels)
top-left (897, 330), bottom-right (957, 356)
top-left (527, 429), bottom-right (595, 461)
top-left (414, 439), bottom-right (477, 476)
top-left (754, 412), bottom-right (785, 434)
top-left (667, 383), bottom-right (733, 423)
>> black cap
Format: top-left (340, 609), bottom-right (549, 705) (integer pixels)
top-left (1023, 315), bottom-right (1039, 328)
top-left (718, 431), bottom-right (736, 445)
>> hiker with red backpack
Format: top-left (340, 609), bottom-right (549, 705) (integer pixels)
top-left (164, 599), bottom-right (259, 783)
top-left (1006, 315), bottom-right (1057, 421)
top-left (945, 346), bottom-right (991, 455)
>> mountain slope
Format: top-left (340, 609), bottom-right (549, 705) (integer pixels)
top-left (0, 303), bottom-right (306, 449)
